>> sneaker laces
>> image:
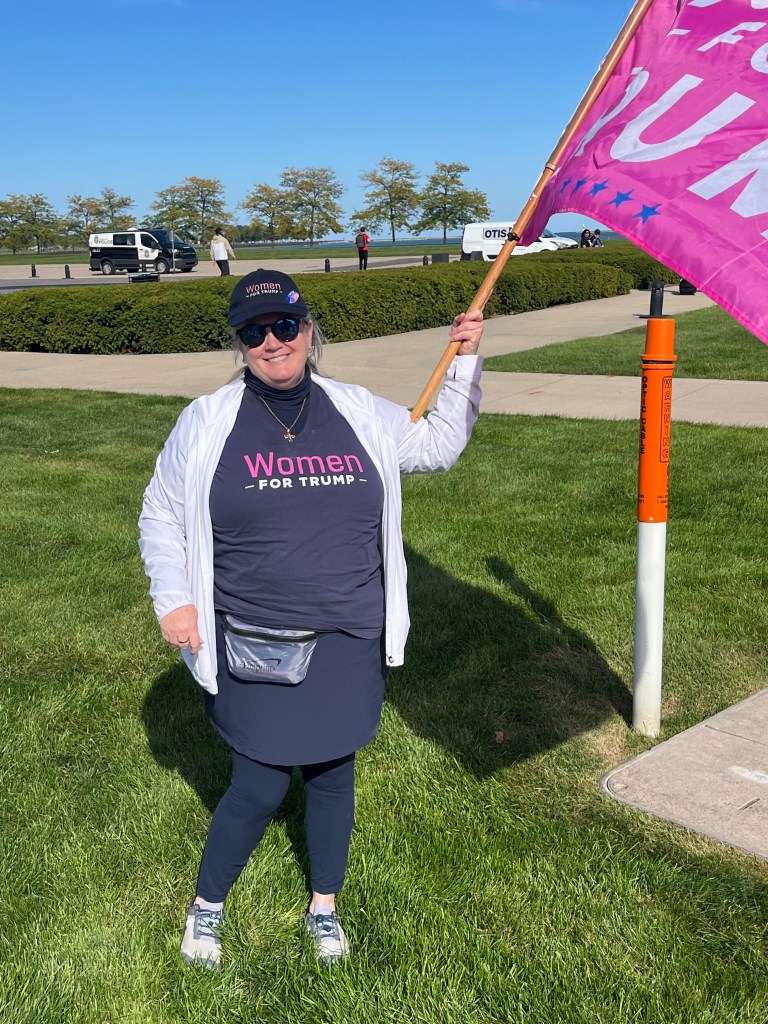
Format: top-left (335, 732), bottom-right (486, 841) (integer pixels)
top-left (194, 908), bottom-right (222, 941)
top-left (313, 912), bottom-right (341, 939)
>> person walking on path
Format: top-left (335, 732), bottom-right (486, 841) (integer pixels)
top-left (138, 268), bottom-right (484, 970)
top-left (210, 228), bottom-right (236, 276)
top-left (354, 227), bottom-right (370, 270)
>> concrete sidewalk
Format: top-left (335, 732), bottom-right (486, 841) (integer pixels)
top-left (2, 284), bottom-right (767, 861)
top-left (0, 253), bottom-right (435, 288)
top-left (602, 689), bottom-right (768, 860)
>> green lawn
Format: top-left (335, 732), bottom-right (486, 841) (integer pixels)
top-left (485, 306), bottom-right (768, 381)
top-left (1, 389), bottom-right (767, 1023)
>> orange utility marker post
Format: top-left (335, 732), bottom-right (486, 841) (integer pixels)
top-left (633, 281), bottom-right (676, 737)
top-left (408, 0), bottom-right (656, 422)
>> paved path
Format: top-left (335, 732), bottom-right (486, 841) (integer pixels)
top-left (2, 284), bottom-right (767, 861)
top-left (6, 286), bottom-right (766, 426)
top-left (0, 254), bottom-right (441, 290)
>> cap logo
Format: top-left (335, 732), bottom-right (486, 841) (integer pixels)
top-left (244, 282), bottom-right (282, 298)
top-left (287, 290), bottom-right (300, 304)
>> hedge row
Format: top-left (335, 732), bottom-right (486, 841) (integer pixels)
top-left (537, 242), bottom-right (680, 290)
top-left (0, 258), bottom-right (638, 355)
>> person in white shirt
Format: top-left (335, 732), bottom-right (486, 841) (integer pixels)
top-left (209, 228), bottom-right (236, 276)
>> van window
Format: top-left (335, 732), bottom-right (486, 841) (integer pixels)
top-left (140, 233), bottom-right (158, 248)
top-left (113, 233), bottom-right (136, 246)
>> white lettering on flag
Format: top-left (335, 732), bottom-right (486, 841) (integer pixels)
top-left (697, 21), bottom-right (765, 51)
top-left (752, 41), bottom-right (768, 71)
top-left (575, 69), bottom-right (649, 157)
top-left (689, 136), bottom-right (768, 237)
top-left (521, 0), bottom-right (768, 346)
top-left (611, 76), bottom-right (754, 163)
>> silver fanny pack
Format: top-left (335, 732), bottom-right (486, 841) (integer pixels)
top-left (222, 615), bottom-right (319, 685)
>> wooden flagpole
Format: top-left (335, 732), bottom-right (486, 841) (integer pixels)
top-left (409, 0), bottom-right (657, 422)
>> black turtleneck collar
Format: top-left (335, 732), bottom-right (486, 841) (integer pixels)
top-left (243, 366), bottom-right (312, 405)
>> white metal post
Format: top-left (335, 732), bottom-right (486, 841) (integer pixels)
top-left (633, 520), bottom-right (667, 736)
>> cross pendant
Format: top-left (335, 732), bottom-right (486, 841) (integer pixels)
top-left (284, 430), bottom-right (296, 442)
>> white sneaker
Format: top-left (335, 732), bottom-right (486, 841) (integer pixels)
top-left (180, 901), bottom-right (224, 969)
top-left (305, 907), bottom-right (350, 964)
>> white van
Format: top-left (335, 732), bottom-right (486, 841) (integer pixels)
top-left (460, 222), bottom-right (559, 261)
top-left (88, 228), bottom-right (198, 275)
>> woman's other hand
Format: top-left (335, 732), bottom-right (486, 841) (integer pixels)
top-left (449, 309), bottom-right (484, 356)
top-left (160, 604), bottom-right (204, 656)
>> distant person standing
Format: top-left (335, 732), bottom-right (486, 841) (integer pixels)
top-left (210, 228), bottom-right (236, 276)
top-left (354, 228), bottom-right (370, 270)
top-left (579, 229), bottom-right (592, 248)
top-left (591, 229), bottom-right (604, 248)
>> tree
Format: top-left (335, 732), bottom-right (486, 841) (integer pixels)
top-left (234, 223), bottom-right (270, 243)
top-left (280, 167), bottom-right (344, 246)
top-left (64, 194), bottom-right (105, 246)
top-left (0, 197), bottom-right (32, 253)
top-left (147, 176), bottom-right (229, 242)
top-left (240, 184), bottom-right (294, 248)
top-left (352, 158), bottom-right (420, 244)
top-left (99, 187), bottom-right (134, 229)
top-left (11, 194), bottom-right (59, 253)
top-left (413, 162), bottom-right (491, 243)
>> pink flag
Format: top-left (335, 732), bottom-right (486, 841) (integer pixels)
top-left (521, 0), bottom-right (768, 346)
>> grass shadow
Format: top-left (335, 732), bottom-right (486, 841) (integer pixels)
top-left (385, 547), bottom-right (631, 777)
top-left (140, 549), bottom-right (630, 864)
top-left (141, 665), bottom-right (312, 889)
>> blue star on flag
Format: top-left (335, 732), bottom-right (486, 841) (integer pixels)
top-left (572, 178), bottom-right (588, 193)
top-left (609, 190), bottom-right (634, 208)
top-left (559, 178), bottom-right (572, 194)
top-left (634, 204), bottom-right (662, 224)
top-left (588, 180), bottom-right (609, 197)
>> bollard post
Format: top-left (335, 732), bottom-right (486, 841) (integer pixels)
top-left (324, 258), bottom-right (331, 273)
top-left (64, 265), bottom-right (71, 279)
top-left (31, 264), bottom-right (37, 278)
top-left (423, 255), bottom-right (429, 266)
top-left (633, 281), bottom-right (676, 737)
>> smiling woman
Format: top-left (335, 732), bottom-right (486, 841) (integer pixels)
top-left (138, 266), bottom-right (485, 969)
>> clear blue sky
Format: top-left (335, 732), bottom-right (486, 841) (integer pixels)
top-left (5, 0), bottom-right (630, 237)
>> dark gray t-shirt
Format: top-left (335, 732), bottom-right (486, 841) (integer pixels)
top-left (210, 382), bottom-right (385, 636)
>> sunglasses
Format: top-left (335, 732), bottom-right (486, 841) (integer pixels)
top-left (239, 318), bottom-right (304, 347)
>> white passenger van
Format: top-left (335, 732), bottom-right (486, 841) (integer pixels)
top-left (88, 228), bottom-right (198, 275)
top-left (460, 222), bottom-right (559, 261)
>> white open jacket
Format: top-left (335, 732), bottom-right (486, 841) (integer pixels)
top-left (138, 355), bottom-right (483, 693)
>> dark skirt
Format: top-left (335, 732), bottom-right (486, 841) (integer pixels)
top-left (205, 614), bottom-right (387, 765)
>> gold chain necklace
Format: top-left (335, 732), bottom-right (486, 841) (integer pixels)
top-left (258, 396), bottom-right (307, 442)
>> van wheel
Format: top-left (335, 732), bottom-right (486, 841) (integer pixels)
top-left (101, 260), bottom-right (115, 276)
top-left (155, 258), bottom-right (170, 274)
top-left (181, 267), bottom-right (193, 272)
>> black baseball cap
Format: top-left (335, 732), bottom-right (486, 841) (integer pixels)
top-left (228, 269), bottom-right (309, 329)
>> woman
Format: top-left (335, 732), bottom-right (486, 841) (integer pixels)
top-left (139, 268), bottom-right (484, 969)
top-left (209, 227), bottom-right (236, 276)
top-left (579, 228), bottom-right (593, 248)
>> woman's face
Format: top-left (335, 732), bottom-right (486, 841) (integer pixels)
top-left (240, 314), bottom-right (313, 389)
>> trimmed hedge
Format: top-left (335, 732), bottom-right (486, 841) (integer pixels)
top-left (537, 241), bottom-right (680, 290)
top-left (0, 258), bottom-right (635, 355)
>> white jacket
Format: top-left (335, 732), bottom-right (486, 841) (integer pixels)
top-left (138, 356), bottom-right (483, 693)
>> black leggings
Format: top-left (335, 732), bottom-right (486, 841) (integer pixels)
top-left (196, 749), bottom-right (356, 902)
top-left (357, 249), bottom-right (368, 270)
